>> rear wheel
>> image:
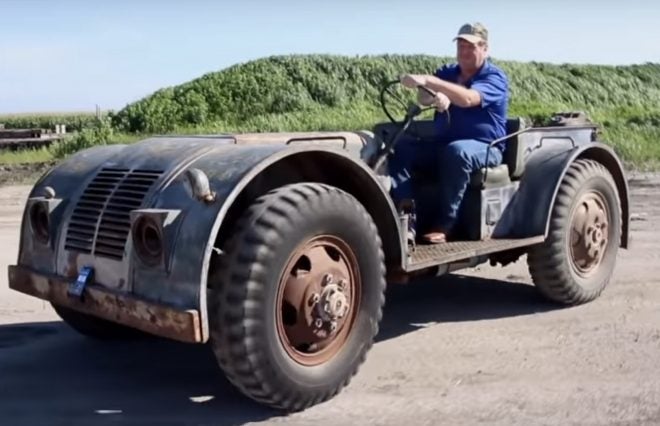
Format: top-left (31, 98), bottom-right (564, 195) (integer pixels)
top-left (208, 183), bottom-right (386, 411)
top-left (528, 159), bottom-right (621, 304)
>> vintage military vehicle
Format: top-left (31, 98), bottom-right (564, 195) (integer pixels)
top-left (8, 81), bottom-right (629, 411)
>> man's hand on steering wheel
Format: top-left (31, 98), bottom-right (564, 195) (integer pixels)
top-left (372, 77), bottom-right (451, 171)
top-left (400, 74), bottom-right (451, 113)
top-left (400, 74), bottom-right (428, 89)
top-left (417, 89), bottom-right (451, 112)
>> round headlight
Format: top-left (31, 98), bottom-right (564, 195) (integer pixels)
top-left (29, 203), bottom-right (50, 244)
top-left (133, 216), bottom-right (163, 265)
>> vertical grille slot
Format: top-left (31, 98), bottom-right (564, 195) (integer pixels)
top-left (64, 168), bottom-right (163, 260)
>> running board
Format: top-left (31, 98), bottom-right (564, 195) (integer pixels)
top-left (405, 235), bottom-right (545, 271)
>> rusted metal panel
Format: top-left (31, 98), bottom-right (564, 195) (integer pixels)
top-left (8, 265), bottom-right (202, 343)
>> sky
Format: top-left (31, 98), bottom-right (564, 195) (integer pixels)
top-left (1, 0), bottom-right (658, 114)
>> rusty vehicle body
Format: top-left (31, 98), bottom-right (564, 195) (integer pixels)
top-left (10, 132), bottom-right (393, 343)
top-left (8, 83), bottom-right (629, 411)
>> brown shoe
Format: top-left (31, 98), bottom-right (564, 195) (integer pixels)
top-left (421, 231), bottom-right (447, 244)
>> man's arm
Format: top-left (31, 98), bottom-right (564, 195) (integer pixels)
top-left (402, 74), bottom-right (481, 108)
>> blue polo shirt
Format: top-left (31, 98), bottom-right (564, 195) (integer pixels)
top-left (433, 60), bottom-right (509, 149)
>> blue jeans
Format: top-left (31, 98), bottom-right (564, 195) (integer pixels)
top-left (389, 138), bottom-right (503, 233)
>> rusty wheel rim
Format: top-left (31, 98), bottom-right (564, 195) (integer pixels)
top-left (275, 235), bottom-right (361, 366)
top-left (569, 190), bottom-right (610, 277)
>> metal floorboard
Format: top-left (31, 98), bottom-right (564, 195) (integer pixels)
top-left (406, 236), bottom-right (545, 271)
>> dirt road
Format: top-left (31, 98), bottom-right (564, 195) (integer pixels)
top-left (1, 176), bottom-right (659, 425)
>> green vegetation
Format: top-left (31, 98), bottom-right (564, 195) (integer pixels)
top-left (0, 112), bottom-right (104, 132)
top-left (0, 117), bottom-right (140, 164)
top-left (2, 55), bottom-right (659, 169)
top-left (0, 146), bottom-right (53, 164)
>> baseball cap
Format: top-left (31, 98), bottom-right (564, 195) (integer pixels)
top-left (453, 22), bottom-right (488, 44)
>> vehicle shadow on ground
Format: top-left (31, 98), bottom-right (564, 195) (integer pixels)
top-left (377, 273), bottom-right (561, 342)
top-left (0, 273), bottom-right (560, 425)
top-left (0, 323), bottom-right (276, 425)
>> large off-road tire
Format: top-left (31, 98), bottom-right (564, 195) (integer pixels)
top-left (209, 183), bottom-right (386, 411)
top-left (528, 159), bottom-right (621, 305)
top-left (52, 304), bottom-right (144, 340)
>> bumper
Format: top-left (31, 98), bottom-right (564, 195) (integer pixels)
top-left (8, 265), bottom-right (202, 343)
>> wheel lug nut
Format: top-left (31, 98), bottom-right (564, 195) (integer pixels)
top-left (309, 293), bottom-right (320, 305)
top-left (314, 318), bottom-right (323, 329)
top-left (322, 274), bottom-right (333, 286)
top-left (329, 321), bottom-right (337, 332)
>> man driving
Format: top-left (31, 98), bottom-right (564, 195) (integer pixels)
top-left (390, 22), bottom-right (509, 244)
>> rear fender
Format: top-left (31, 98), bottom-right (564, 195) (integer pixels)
top-left (493, 143), bottom-right (630, 247)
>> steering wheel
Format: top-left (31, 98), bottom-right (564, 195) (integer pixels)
top-left (369, 80), bottom-right (447, 172)
top-left (379, 79), bottom-right (440, 123)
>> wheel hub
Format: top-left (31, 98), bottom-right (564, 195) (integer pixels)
top-left (314, 277), bottom-right (350, 329)
top-left (570, 193), bottom-right (609, 276)
top-left (276, 236), bottom-right (360, 366)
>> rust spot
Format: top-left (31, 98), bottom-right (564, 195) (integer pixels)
top-left (64, 251), bottom-right (80, 279)
top-left (8, 265), bottom-right (202, 343)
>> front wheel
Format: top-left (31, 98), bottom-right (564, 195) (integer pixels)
top-left (528, 159), bottom-right (621, 305)
top-left (208, 183), bottom-right (386, 411)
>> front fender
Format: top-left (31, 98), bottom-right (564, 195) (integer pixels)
top-left (13, 139), bottom-right (401, 343)
top-left (200, 146), bottom-right (403, 341)
top-left (494, 142), bottom-right (630, 247)
top-left (132, 144), bottom-right (401, 342)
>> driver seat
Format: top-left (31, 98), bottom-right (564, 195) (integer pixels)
top-left (470, 117), bottom-right (527, 188)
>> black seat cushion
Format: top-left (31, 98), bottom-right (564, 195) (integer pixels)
top-left (470, 164), bottom-right (511, 188)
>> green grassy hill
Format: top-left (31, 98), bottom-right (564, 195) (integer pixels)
top-left (3, 54), bottom-right (659, 168)
top-left (111, 54), bottom-right (660, 168)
